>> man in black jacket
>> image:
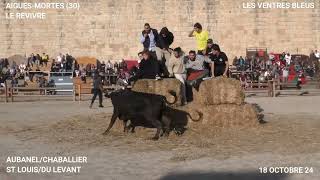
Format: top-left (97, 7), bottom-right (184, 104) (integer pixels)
top-left (140, 23), bottom-right (158, 58)
top-left (155, 27), bottom-right (174, 77)
top-left (129, 51), bottom-right (160, 82)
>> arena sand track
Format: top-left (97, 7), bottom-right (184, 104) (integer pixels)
top-left (0, 97), bottom-right (319, 180)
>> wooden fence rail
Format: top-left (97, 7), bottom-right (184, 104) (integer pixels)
top-left (1, 79), bottom-right (320, 102)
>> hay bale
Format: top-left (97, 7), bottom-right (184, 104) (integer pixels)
top-left (132, 79), bottom-right (183, 107)
top-left (194, 77), bottom-right (245, 105)
top-left (181, 103), bottom-right (259, 128)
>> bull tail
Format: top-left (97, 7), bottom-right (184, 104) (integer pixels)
top-left (102, 111), bottom-right (118, 135)
top-left (164, 90), bottom-right (177, 105)
top-left (187, 110), bottom-right (203, 122)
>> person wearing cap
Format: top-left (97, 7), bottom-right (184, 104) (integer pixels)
top-left (188, 23), bottom-right (209, 55)
top-left (89, 71), bottom-right (104, 108)
top-left (209, 44), bottom-right (229, 77)
top-left (168, 47), bottom-right (187, 105)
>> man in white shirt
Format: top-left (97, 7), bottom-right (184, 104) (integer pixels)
top-left (140, 23), bottom-right (158, 56)
top-left (285, 53), bottom-right (291, 66)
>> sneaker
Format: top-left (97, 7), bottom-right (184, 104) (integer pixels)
top-left (89, 104), bottom-right (93, 109)
top-left (99, 105), bottom-right (104, 108)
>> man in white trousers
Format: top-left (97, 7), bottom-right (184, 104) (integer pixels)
top-left (168, 47), bottom-right (187, 105)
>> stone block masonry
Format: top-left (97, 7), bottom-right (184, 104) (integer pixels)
top-left (0, 0), bottom-right (319, 61)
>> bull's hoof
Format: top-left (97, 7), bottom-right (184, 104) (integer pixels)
top-left (102, 131), bottom-right (110, 136)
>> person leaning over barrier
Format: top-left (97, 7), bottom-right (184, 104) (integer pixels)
top-left (208, 44), bottom-right (229, 77)
top-left (89, 71), bottom-right (104, 108)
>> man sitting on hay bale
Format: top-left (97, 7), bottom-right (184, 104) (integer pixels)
top-left (184, 50), bottom-right (212, 89)
top-left (128, 50), bottom-right (161, 83)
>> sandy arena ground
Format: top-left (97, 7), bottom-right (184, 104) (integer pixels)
top-left (0, 96), bottom-right (319, 180)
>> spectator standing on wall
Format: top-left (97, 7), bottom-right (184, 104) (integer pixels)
top-left (155, 27), bottom-right (174, 77)
top-left (140, 23), bottom-right (159, 58)
top-left (188, 23), bottom-right (209, 55)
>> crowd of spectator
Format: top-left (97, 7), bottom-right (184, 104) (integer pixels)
top-left (0, 52), bottom-right (76, 89)
top-left (0, 58), bottom-right (26, 88)
top-left (73, 59), bottom-right (129, 85)
top-left (231, 50), bottom-right (320, 89)
top-left (50, 53), bottom-right (75, 72)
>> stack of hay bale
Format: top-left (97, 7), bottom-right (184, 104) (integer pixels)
top-left (132, 79), bottom-right (183, 107)
top-left (132, 77), bottom-right (260, 128)
top-left (184, 77), bottom-right (259, 128)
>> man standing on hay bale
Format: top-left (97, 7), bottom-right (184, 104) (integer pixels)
top-left (140, 23), bottom-right (158, 58)
top-left (209, 44), bottom-right (229, 77)
top-left (155, 27), bottom-right (174, 77)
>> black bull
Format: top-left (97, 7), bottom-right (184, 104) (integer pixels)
top-left (103, 89), bottom-right (202, 140)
